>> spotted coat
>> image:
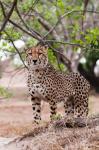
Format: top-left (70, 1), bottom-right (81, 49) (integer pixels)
top-left (26, 45), bottom-right (90, 124)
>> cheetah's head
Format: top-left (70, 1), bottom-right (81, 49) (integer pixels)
top-left (26, 45), bottom-right (48, 70)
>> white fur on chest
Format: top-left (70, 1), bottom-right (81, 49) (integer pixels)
top-left (29, 83), bottom-right (46, 99)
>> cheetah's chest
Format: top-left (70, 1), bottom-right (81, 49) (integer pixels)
top-left (28, 75), bottom-right (48, 99)
top-left (32, 83), bottom-right (46, 97)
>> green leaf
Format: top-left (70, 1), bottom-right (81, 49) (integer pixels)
top-left (0, 86), bottom-right (12, 98)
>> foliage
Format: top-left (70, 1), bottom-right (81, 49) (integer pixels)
top-left (80, 28), bottom-right (99, 72)
top-left (48, 48), bottom-right (65, 70)
top-left (0, 86), bottom-right (12, 98)
top-left (51, 113), bottom-right (62, 121)
top-left (0, 0), bottom-right (99, 72)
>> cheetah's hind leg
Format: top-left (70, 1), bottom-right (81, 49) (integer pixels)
top-left (63, 96), bottom-right (75, 127)
top-left (64, 93), bottom-right (89, 127)
top-left (74, 93), bottom-right (89, 118)
top-left (53, 96), bottom-right (75, 128)
top-left (54, 95), bottom-right (88, 128)
top-left (64, 96), bottom-right (74, 117)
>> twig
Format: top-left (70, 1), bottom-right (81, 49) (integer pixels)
top-left (15, 6), bottom-right (42, 38)
top-left (43, 10), bottom-right (75, 39)
top-left (83, 0), bottom-right (90, 15)
top-left (43, 9), bottom-right (99, 39)
top-left (9, 19), bottom-right (43, 41)
top-left (45, 40), bottom-right (85, 48)
top-left (4, 31), bottom-right (28, 69)
top-left (6, 67), bottom-right (25, 90)
top-left (33, 9), bottom-right (60, 40)
top-left (24, 0), bottom-right (40, 17)
top-left (47, 43), bottom-right (72, 72)
top-left (0, 0), bottom-right (17, 35)
top-left (0, 1), bottom-right (44, 43)
top-left (0, 1), bottom-right (6, 17)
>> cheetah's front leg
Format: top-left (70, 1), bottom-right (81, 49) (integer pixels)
top-left (49, 100), bottom-right (57, 121)
top-left (31, 96), bottom-right (41, 124)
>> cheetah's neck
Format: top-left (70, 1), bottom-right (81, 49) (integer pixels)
top-left (28, 63), bottom-right (56, 77)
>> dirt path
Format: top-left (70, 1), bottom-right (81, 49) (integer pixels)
top-left (0, 100), bottom-right (50, 137)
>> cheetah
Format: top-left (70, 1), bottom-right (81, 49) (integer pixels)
top-left (26, 45), bottom-right (90, 125)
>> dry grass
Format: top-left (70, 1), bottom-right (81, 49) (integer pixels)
top-left (2, 115), bottom-right (99, 150)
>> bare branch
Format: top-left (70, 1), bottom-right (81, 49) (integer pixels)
top-left (15, 6), bottom-right (42, 39)
top-left (0, 1), bottom-right (6, 17)
top-left (0, 0), bottom-right (17, 35)
top-left (43, 9), bottom-right (99, 39)
top-left (47, 43), bottom-right (72, 72)
top-left (45, 40), bottom-right (85, 48)
top-left (0, 1), bottom-right (44, 43)
top-left (59, 19), bottom-right (68, 40)
top-left (33, 9), bottom-right (60, 40)
top-left (9, 19), bottom-right (43, 41)
top-left (23, 0), bottom-right (40, 17)
top-left (83, 0), bottom-right (90, 15)
top-left (4, 31), bottom-right (28, 69)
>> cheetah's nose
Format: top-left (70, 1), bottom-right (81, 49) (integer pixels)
top-left (33, 60), bottom-right (37, 64)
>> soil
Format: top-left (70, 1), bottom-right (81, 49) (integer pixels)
top-left (0, 94), bottom-right (98, 137)
top-left (0, 99), bottom-right (65, 137)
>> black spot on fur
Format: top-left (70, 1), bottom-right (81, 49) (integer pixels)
top-left (32, 107), bottom-right (35, 110)
top-left (37, 109), bottom-right (40, 113)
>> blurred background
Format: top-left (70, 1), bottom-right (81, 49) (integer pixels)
top-left (0, 0), bottom-right (99, 138)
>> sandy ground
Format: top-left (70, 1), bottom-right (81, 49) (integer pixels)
top-left (0, 98), bottom-right (99, 150)
top-left (0, 95), bottom-right (99, 137)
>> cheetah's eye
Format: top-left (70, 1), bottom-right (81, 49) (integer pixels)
top-left (38, 53), bottom-right (42, 55)
top-left (28, 52), bottom-right (32, 55)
